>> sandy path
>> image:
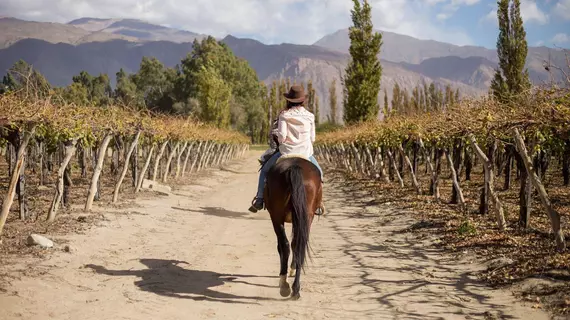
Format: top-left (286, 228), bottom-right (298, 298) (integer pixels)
top-left (0, 151), bottom-right (550, 320)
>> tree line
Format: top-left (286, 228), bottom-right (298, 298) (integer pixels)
top-left (1, 36), bottom-right (324, 145)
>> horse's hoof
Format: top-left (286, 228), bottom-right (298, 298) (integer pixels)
top-left (290, 292), bottom-right (301, 301)
top-left (279, 275), bottom-right (291, 297)
top-left (279, 283), bottom-right (292, 297)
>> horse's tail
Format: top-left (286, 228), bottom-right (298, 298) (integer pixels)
top-left (287, 164), bottom-right (310, 273)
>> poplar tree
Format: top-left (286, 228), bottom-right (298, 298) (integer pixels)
top-left (306, 79), bottom-right (315, 113)
top-left (383, 88), bottom-right (388, 116)
top-left (391, 83), bottom-right (402, 114)
top-left (490, 0), bottom-right (531, 102)
top-left (342, 0), bottom-right (383, 124)
top-left (329, 79), bottom-right (338, 124)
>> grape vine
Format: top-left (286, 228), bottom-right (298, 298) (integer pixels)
top-left (0, 93), bottom-right (249, 237)
top-left (315, 86), bottom-right (570, 250)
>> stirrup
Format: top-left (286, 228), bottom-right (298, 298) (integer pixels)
top-left (248, 197), bottom-right (264, 213)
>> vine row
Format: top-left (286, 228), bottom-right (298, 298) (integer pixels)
top-left (315, 87), bottom-right (570, 251)
top-left (0, 93), bottom-right (249, 238)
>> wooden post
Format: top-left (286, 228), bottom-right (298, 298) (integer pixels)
top-left (47, 138), bottom-right (78, 221)
top-left (163, 141), bottom-right (180, 183)
top-left (136, 143), bottom-right (156, 193)
top-left (387, 149), bottom-right (404, 187)
top-left (85, 133), bottom-right (113, 211)
top-left (113, 131), bottom-right (141, 203)
top-left (0, 125), bottom-right (36, 237)
top-left (513, 128), bottom-right (565, 250)
top-left (445, 149), bottom-right (465, 205)
top-left (468, 134), bottom-right (506, 230)
top-left (419, 138), bottom-right (439, 201)
top-left (398, 144), bottom-right (421, 194)
top-left (175, 141), bottom-right (189, 178)
top-left (151, 140), bottom-right (169, 181)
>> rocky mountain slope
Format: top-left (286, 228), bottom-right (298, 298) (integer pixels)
top-left (314, 28), bottom-right (566, 87)
top-left (1, 17), bottom-right (565, 121)
top-left (68, 17), bottom-right (207, 43)
top-left (0, 17), bottom-right (136, 49)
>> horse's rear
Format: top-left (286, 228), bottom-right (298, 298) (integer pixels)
top-left (264, 157), bottom-right (322, 300)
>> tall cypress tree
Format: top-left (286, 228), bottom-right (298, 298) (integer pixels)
top-left (391, 83), bottom-right (402, 114)
top-left (315, 95), bottom-right (320, 125)
top-left (329, 79), bottom-right (338, 124)
top-left (342, 0), bottom-right (383, 124)
top-left (306, 79), bottom-right (315, 113)
top-left (490, 0), bottom-right (531, 102)
top-left (383, 88), bottom-right (389, 116)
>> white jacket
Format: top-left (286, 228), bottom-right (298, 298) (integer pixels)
top-left (272, 106), bottom-right (315, 158)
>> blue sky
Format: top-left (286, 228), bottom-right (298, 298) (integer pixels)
top-left (437, 0), bottom-right (570, 48)
top-left (1, 0), bottom-right (569, 49)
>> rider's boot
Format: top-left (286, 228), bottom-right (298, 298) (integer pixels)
top-left (316, 181), bottom-right (325, 215)
top-left (249, 197), bottom-right (264, 213)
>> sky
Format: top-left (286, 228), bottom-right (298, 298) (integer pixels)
top-left (1, 0), bottom-right (569, 49)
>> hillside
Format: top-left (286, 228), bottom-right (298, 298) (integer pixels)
top-left (314, 28), bottom-right (566, 85)
top-left (0, 36), bottom-right (485, 121)
top-left (68, 17), bottom-right (207, 43)
top-left (0, 39), bottom-right (194, 87)
top-left (2, 16), bottom-right (565, 122)
top-left (0, 17), bottom-right (136, 49)
top-left (0, 17), bottom-right (206, 49)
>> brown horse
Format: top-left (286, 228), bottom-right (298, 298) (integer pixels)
top-left (263, 156), bottom-right (323, 300)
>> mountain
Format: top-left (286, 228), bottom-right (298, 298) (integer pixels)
top-left (398, 56), bottom-right (497, 90)
top-left (315, 29), bottom-right (498, 64)
top-left (0, 17), bottom-right (564, 122)
top-left (0, 39), bottom-right (194, 87)
top-left (0, 36), bottom-right (484, 122)
top-left (314, 28), bottom-right (566, 86)
top-left (221, 35), bottom-right (483, 120)
top-left (68, 17), bottom-right (207, 43)
top-left (0, 17), bottom-right (136, 49)
top-left (0, 17), bottom-right (207, 49)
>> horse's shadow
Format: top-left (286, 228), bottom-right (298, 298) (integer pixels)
top-left (85, 259), bottom-right (279, 304)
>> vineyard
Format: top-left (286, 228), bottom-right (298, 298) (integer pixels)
top-left (0, 91), bottom-right (249, 250)
top-left (315, 86), bottom-right (570, 313)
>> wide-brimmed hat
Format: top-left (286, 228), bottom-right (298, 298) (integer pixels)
top-left (283, 85), bottom-right (306, 103)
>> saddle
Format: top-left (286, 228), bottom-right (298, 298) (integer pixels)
top-left (275, 153), bottom-right (310, 164)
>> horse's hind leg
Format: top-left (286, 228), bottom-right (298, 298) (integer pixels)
top-left (289, 230), bottom-right (296, 277)
top-left (273, 222), bottom-right (291, 297)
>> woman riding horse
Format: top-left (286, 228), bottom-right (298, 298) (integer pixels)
top-left (249, 85), bottom-right (324, 214)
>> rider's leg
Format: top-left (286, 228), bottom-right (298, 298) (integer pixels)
top-left (309, 155), bottom-right (325, 215)
top-left (308, 155), bottom-right (323, 180)
top-left (250, 151), bottom-right (281, 212)
top-left (259, 147), bottom-right (275, 164)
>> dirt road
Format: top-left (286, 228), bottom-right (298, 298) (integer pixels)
top-left (0, 152), bottom-right (551, 319)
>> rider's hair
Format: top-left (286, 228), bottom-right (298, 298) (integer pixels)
top-left (286, 100), bottom-right (304, 109)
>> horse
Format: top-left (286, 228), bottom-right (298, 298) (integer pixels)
top-left (263, 155), bottom-right (323, 300)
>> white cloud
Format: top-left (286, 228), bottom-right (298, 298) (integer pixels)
top-left (479, 0), bottom-right (549, 26)
top-left (0, 0), bottom-right (474, 46)
top-left (480, 8), bottom-right (497, 25)
top-left (552, 33), bottom-right (569, 43)
top-left (435, 0), bottom-right (481, 22)
top-left (554, 0), bottom-right (570, 20)
top-left (451, 0), bottom-right (480, 5)
top-left (521, 0), bottom-right (549, 24)
top-left (437, 13), bottom-right (451, 20)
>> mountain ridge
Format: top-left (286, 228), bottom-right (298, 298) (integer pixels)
top-left (1, 16), bottom-right (566, 121)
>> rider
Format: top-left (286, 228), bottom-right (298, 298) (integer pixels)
top-left (249, 84), bottom-right (323, 213)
